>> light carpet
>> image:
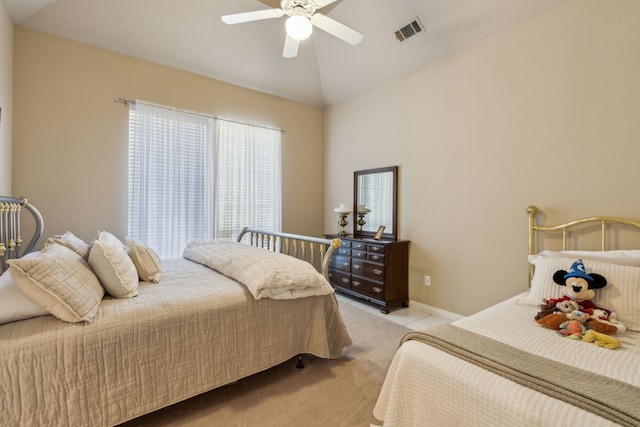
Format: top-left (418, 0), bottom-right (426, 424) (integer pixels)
top-left (119, 300), bottom-right (411, 427)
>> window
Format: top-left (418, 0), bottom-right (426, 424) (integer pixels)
top-left (214, 119), bottom-right (282, 240)
top-left (128, 101), bottom-right (281, 258)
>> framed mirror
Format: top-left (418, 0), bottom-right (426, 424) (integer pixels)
top-left (353, 166), bottom-right (398, 240)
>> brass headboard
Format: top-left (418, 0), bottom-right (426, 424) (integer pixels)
top-left (237, 227), bottom-right (342, 280)
top-left (0, 196), bottom-right (44, 272)
top-left (527, 205), bottom-right (640, 283)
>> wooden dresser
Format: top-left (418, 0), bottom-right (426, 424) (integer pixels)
top-left (324, 234), bottom-right (410, 313)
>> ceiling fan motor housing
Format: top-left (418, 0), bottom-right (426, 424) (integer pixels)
top-left (281, 0), bottom-right (317, 17)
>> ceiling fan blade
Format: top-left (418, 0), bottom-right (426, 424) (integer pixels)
top-left (310, 0), bottom-right (340, 8)
top-left (221, 8), bottom-right (284, 25)
top-left (256, 0), bottom-right (281, 8)
top-left (311, 13), bottom-right (363, 45)
top-left (283, 35), bottom-right (299, 58)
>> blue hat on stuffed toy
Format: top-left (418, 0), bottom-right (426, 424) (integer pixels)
top-left (564, 259), bottom-right (593, 281)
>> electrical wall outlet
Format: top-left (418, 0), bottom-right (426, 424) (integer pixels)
top-left (424, 275), bottom-right (431, 286)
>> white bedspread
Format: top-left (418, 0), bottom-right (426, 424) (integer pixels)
top-left (183, 239), bottom-right (335, 300)
top-left (374, 292), bottom-right (640, 426)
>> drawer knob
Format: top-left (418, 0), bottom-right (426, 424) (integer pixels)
top-left (353, 281), bottom-right (361, 287)
top-left (373, 287), bottom-right (382, 293)
top-left (373, 269), bottom-right (383, 275)
top-left (371, 255), bottom-right (380, 261)
top-left (353, 264), bottom-right (362, 270)
top-left (343, 262), bottom-right (349, 267)
top-left (342, 278), bottom-right (349, 284)
top-left (372, 247), bottom-right (380, 252)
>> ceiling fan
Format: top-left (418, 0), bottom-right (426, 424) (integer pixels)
top-left (221, 0), bottom-right (364, 58)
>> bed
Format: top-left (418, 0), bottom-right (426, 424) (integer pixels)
top-left (373, 206), bottom-right (640, 427)
top-left (0, 196), bottom-right (352, 427)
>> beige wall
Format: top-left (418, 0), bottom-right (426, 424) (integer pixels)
top-left (0, 2), bottom-right (11, 194)
top-left (325, 0), bottom-right (640, 316)
top-left (12, 26), bottom-right (324, 245)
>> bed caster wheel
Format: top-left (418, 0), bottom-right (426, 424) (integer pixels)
top-left (296, 355), bottom-right (305, 369)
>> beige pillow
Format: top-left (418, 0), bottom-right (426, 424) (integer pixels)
top-left (47, 231), bottom-right (91, 260)
top-left (8, 243), bottom-right (104, 323)
top-left (0, 266), bottom-right (50, 324)
top-left (126, 238), bottom-right (162, 283)
top-left (537, 249), bottom-right (640, 266)
top-left (88, 231), bottom-right (139, 298)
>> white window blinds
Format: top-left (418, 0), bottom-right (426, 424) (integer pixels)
top-left (214, 119), bottom-right (282, 240)
top-left (128, 101), bottom-right (281, 259)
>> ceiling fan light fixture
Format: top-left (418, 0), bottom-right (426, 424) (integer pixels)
top-left (286, 14), bottom-right (312, 41)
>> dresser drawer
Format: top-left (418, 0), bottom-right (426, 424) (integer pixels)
top-left (351, 260), bottom-right (385, 281)
top-left (352, 249), bottom-right (367, 259)
top-left (328, 269), bottom-right (351, 289)
top-left (336, 247), bottom-right (351, 256)
top-left (367, 243), bottom-right (386, 254)
top-left (367, 253), bottom-right (385, 263)
top-left (351, 277), bottom-right (385, 300)
top-left (329, 255), bottom-right (351, 272)
top-left (352, 241), bottom-right (367, 251)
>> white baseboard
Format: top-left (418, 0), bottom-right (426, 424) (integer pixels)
top-left (409, 299), bottom-right (465, 322)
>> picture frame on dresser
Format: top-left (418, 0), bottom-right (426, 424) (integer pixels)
top-left (374, 226), bottom-right (385, 240)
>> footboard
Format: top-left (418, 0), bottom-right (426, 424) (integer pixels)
top-left (237, 227), bottom-right (342, 280)
top-left (0, 196), bottom-right (44, 272)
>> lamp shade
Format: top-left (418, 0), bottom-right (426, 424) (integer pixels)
top-left (357, 204), bottom-right (371, 213)
top-left (286, 14), bottom-right (312, 40)
top-left (333, 203), bottom-right (352, 214)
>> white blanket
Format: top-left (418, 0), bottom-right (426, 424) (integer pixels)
top-left (183, 239), bottom-right (335, 300)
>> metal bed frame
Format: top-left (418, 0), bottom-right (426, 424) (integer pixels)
top-left (237, 226), bottom-right (342, 280)
top-left (0, 196), bottom-right (44, 272)
top-left (527, 205), bottom-right (640, 283)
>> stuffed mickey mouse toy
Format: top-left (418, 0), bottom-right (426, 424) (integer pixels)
top-left (550, 259), bottom-right (607, 312)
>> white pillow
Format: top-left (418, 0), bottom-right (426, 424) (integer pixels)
top-left (0, 268), bottom-right (49, 324)
top-left (126, 238), bottom-right (162, 283)
top-left (47, 231), bottom-right (91, 260)
top-left (88, 231), bottom-right (139, 298)
top-left (8, 243), bottom-right (104, 323)
top-left (537, 249), bottom-right (640, 266)
top-left (520, 256), bottom-right (640, 332)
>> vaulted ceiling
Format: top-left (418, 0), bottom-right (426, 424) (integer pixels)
top-left (3, 0), bottom-right (572, 107)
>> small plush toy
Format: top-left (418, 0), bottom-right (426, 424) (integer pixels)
top-left (558, 319), bottom-right (586, 339)
top-left (583, 329), bottom-right (620, 349)
top-left (565, 309), bottom-right (591, 323)
top-left (535, 299), bottom-right (580, 321)
top-left (589, 309), bottom-right (627, 333)
top-left (535, 301), bottom-right (557, 321)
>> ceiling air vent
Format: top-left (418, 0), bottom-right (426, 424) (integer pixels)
top-left (395, 18), bottom-right (425, 42)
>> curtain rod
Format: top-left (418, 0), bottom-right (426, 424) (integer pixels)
top-left (114, 98), bottom-right (285, 133)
